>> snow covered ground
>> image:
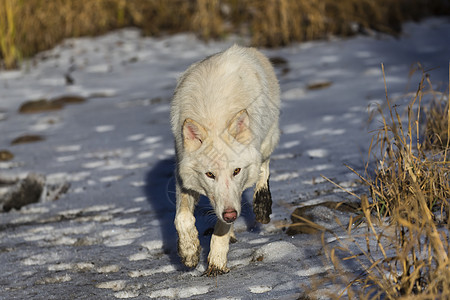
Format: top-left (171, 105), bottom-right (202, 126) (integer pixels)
top-left (0, 18), bottom-right (449, 299)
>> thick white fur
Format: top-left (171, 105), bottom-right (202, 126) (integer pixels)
top-left (170, 45), bottom-right (280, 274)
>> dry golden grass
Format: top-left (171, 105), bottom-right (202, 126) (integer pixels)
top-left (248, 0), bottom-right (403, 46)
top-left (0, 0), bottom-right (20, 68)
top-left (192, 0), bottom-right (225, 40)
top-left (362, 66), bottom-right (450, 220)
top-left (423, 72), bottom-right (450, 154)
top-left (323, 66), bottom-right (450, 299)
top-left (424, 98), bottom-right (450, 152)
top-left (1, 0), bottom-right (450, 69)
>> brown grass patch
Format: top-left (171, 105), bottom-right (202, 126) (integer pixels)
top-left (323, 66), bottom-right (450, 299)
top-left (1, 0), bottom-right (450, 69)
top-left (423, 74), bottom-right (450, 154)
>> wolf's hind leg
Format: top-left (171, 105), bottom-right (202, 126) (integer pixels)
top-left (174, 185), bottom-right (201, 268)
top-left (205, 221), bottom-right (232, 276)
top-left (253, 159), bottom-right (272, 224)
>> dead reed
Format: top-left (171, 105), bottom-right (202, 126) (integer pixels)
top-left (423, 75), bottom-right (450, 154)
top-left (1, 0), bottom-right (450, 69)
top-left (324, 66), bottom-right (450, 299)
top-left (0, 0), bottom-right (20, 68)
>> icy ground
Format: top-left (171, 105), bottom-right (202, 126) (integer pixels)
top-left (0, 18), bottom-right (449, 299)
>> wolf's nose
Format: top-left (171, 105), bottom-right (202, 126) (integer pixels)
top-left (222, 209), bottom-right (237, 223)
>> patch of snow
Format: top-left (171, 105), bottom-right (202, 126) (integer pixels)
top-left (56, 155), bottom-right (77, 162)
top-left (97, 265), bottom-right (121, 273)
top-left (95, 125), bottom-right (115, 133)
top-left (83, 161), bottom-right (106, 169)
top-left (128, 265), bottom-right (176, 277)
top-left (137, 151), bottom-right (154, 159)
top-left (297, 265), bottom-right (333, 277)
top-left (100, 175), bottom-right (123, 183)
top-left (283, 123), bottom-right (306, 134)
top-left (312, 128), bottom-right (346, 136)
top-left (148, 288), bottom-right (176, 298)
top-left (96, 280), bottom-right (127, 291)
top-left (281, 87), bottom-right (306, 100)
top-left (108, 217), bottom-right (137, 226)
top-left (253, 241), bottom-right (299, 262)
top-left (178, 286), bottom-right (210, 298)
top-left (22, 252), bottom-right (61, 266)
top-left (271, 172), bottom-right (300, 182)
top-left (127, 134), bottom-right (145, 141)
top-left (114, 291), bottom-right (140, 299)
top-left (248, 237), bottom-right (271, 244)
top-left (130, 181), bottom-right (146, 187)
top-left (69, 171), bottom-right (91, 181)
top-left (281, 140), bottom-right (301, 149)
top-left (249, 285), bottom-right (273, 294)
top-left (133, 196), bottom-right (147, 202)
top-left (306, 149), bottom-right (328, 158)
top-left (271, 153), bottom-right (295, 160)
top-left (36, 274), bottom-right (71, 284)
top-left (141, 240), bottom-right (163, 251)
top-left (141, 136), bottom-right (163, 144)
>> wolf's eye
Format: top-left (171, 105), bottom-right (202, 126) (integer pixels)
top-left (233, 168), bottom-right (241, 176)
top-left (205, 172), bottom-right (215, 179)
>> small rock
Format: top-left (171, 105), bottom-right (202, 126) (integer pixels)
top-left (18, 96), bottom-right (85, 114)
top-left (150, 97), bottom-right (163, 104)
top-left (269, 56), bottom-right (288, 67)
top-left (0, 150), bottom-right (14, 161)
top-left (286, 201), bottom-right (359, 235)
top-left (128, 57), bottom-right (138, 63)
top-left (269, 56), bottom-right (290, 76)
top-left (19, 99), bottom-right (63, 114)
top-left (65, 73), bottom-right (75, 85)
top-left (2, 173), bottom-right (45, 212)
top-left (11, 135), bottom-right (45, 145)
top-left (306, 81), bottom-right (332, 90)
top-left (0, 173), bottom-right (69, 212)
top-left (43, 181), bottom-right (71, 202)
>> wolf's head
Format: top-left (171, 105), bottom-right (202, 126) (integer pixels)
top-left (178, 109), bottom-right (261, 223)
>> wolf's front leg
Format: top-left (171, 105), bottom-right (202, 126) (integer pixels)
top-left (205, 221), bottom-right (233, 276)
top-left (253, 159), bottom-right (272, 224)
top-left (174, 186), bottom-right (201, 268)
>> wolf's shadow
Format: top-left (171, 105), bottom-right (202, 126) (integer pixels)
top-left (144, 157), bottom-right (256, 270)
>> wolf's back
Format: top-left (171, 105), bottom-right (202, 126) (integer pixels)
top-left (171, 45), bottom-right (280, 158)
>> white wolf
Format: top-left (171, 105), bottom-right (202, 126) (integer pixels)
top-left (170, 45), bottom-right (280, 275)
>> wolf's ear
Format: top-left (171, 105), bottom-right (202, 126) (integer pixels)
top-left (228, 109), bottom-right (251, 144)
top-left (183, 118), bottom-right (208, 152)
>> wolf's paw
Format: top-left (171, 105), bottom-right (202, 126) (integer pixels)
top-left (181, 250), bottom-right (201, 268)
top-left (203, 264), bottom-right (230, 277)
top-left (178, 239), bottom-right (201, 268)
top-left (253, 185), bottom-right (272, 224)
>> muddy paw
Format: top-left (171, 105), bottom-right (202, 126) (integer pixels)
top-left (181, 252), bottom-right (200, 268)
top-left (253, 184), bottom-right (272, 224)
top-left (178, 240), bottom-right (201, 268)
top-left (203, 265), bottom-right (230, 277)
